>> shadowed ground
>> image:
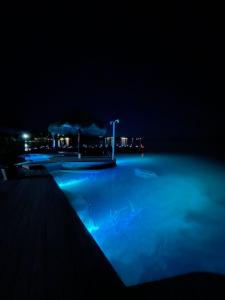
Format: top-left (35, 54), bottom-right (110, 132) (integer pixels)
top-left (0, 175), bottom-right (123, 299)
top-left (127, 272), bottom-right (225, 299)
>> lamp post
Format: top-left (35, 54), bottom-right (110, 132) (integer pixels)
top-left (110, 119), bottom-right (119, 161)
top-left (77, 128), bottom-right (81, 159)
top-left (138, 137), bottom-right (142, 147)
top-left (22, 133), bottom-right (30, 152)
top-left (52, 134), bottom-right (55, 149)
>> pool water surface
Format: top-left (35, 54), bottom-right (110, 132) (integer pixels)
top-left (52, 154), bottom-right (225, 286)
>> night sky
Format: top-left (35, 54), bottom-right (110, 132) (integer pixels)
top-left (0, 6), bottom-right (224, 141)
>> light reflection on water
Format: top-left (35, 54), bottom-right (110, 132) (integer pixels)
top-left (52, 154), bottom-right (225, 286)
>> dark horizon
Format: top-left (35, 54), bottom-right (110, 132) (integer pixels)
top-left (1, 7), bottom-right (224, 142)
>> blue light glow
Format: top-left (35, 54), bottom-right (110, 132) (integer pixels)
top-left (52, 173), bottom-right (88, 189)
top-left (58, 178), bottom-right (87, 188)
top-left (22, 153), bottom-right (52, 162)
top-left (86, 224), bottom-right (100, 233)
top-left (52, 154), bottom-right (225, 286)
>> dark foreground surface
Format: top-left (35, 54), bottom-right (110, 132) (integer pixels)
top-left (0, 175), bottom-right (123, 299)
top-left (1, 173), bottom-right (225, 299)
top-left (128, 272), bottom-right (225, 299)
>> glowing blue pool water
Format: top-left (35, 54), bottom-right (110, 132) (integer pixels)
top-left (22, 153), bottom-right (52, 162)
top-left (52, 154), bottom-right (225, 286)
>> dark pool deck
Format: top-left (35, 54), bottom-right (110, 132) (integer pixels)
top-left (1, 173), bottom-right (225, 299)
top-left (0, 175), bottom-right (123, 299)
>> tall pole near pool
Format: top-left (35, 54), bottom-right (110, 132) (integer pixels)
top-left (22, 133), bottom-right (30, 152)
top-left (77, 129), bottom-right (81, 159)
top-left (110, 119), bottom-right (119, 161)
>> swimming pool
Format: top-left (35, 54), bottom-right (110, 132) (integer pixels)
top-left (52, 154), bottom-right (225, 286)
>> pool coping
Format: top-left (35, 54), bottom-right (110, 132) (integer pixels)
top-left (16, 156), bottom-right (117, 171)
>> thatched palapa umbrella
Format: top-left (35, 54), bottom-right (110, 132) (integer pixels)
top-left (48, 121), bottom-right (106, 157)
